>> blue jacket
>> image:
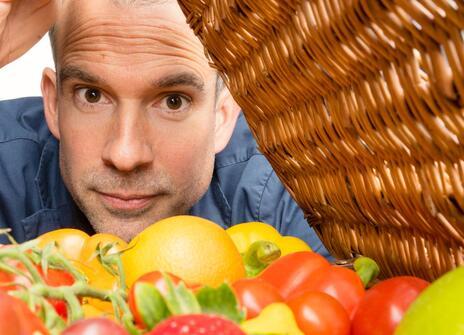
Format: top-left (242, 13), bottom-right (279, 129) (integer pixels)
top-left (0, 97), bottom-right (330, 258)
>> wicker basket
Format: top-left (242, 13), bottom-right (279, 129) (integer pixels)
top-left (178, 0), bottom-right (464, 281)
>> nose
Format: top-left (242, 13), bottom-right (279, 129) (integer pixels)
top-left (101, 103), bottom-right (154, 172)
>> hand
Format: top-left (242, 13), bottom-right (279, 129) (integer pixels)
top-left (0, 0), bottom-right (57, 68)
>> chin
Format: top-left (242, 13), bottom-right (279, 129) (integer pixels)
top-left (88, 218), bottom-right (150, 242)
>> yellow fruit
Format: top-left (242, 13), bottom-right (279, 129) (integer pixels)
top-left (73, 260), bottom-right (119, 314)
top-left (278, 236), bottom-right (312, 256)
top-left (227, 222), bottom-right (282, 254)
top-left (37, 229), bottom-right (89, 261)
top-left (226, 222), bottom-right (311, 256)
top-left (82, 304), bottom-right (116, 320)
top-left (240, 303), bottom-right (304, 335)
top-left (122, 215), bottom-right (246, 287)
top-left (82, 304), bottom-right (103, 318)
top-left (79, 233), bottom-right (128, 272)
top-left (84, 269), bottom-right (119, 313)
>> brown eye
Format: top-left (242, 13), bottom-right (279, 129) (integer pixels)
top-left (166, 94), bottom-right (183, 110)
top-left (85, 88), bottom-right (102, 103)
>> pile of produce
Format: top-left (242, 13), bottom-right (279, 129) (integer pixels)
top-left (0, 215), bottom-right (463, 334)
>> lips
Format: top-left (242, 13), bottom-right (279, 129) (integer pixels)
top-left (99, 192), bottom-right (154, 211)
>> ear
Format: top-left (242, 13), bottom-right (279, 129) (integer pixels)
top-left (41, 67), bottom-right (60, 140)
top-left (214, 88), bottom-right (241, 154)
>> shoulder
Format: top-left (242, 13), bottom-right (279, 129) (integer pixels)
top-left (214, 113), bottom-right (273, 206)
top-left (0, 97), bottom-right (62, 242)
top-left (214, 113), bottom-right (287, 223)
top-left (0, 97), bottom-right (50, 145)
top-left (215, 113), bottom-right (262, 169)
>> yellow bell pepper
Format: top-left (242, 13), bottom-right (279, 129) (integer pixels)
top-left (240, 303), bottom-right (304, 335)
top-left (226, 222), bottom-right (311, 257)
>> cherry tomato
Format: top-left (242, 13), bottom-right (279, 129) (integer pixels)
top-left (79, 233), bottom-right (128, 268)
top-left (38, 266), bottom-right (76, 319)
top-left (0, 261), bottom-right (75, 319)
top-left (38, 229), bottom-right (90, 261)
top-left (258, 251), bottom-right (330, 299)
top-left (61, 317), bottom-right (129, 335)
top-left (0, 291), bottom-right (49, 335)
top-left (287, 290), bottom-right (350, 335)
top-left (232, 277), bottom-right (283, 319)
top-left (352, 276), bottom-right (429, 335)
top-left (0, 259), bottom-right (31, 291)
top-left (290, 265), bottom-right (365, 319)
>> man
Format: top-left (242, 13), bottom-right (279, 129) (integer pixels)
top-left (0, 0), bottom-right (330, 257)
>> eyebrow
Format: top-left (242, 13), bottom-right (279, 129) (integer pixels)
top-left (58, 66), bottom-right (205, 92)
top-left (155, 72), bottom-right (205, 92)
top-left (59, 66), bottom-right (103, 85)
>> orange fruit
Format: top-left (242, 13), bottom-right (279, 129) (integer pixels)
top-left (121, 215), bottom-right (246, 287)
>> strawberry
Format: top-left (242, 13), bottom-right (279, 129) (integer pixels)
top-left (147, 314), bottom-right (246, 335)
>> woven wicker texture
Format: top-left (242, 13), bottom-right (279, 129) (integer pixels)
top-left (178, 0), bottom-right (464, 280)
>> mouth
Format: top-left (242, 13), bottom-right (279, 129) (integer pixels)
top-left (98, 191), bottom-right (156, 212)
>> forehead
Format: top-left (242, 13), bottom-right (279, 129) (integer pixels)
top-left (55, 0), bottom-right (213, 78)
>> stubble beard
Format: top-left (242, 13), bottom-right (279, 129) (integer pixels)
top-left (58, 149), bottom-right (211, 242)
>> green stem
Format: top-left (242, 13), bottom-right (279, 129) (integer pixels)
top-left (48, 253), bottom-right (87, 283)
top-left (113, 255), bottom-right (128, 292)
top-left (0, 247), bottom-right (45, 284)
top-left (41, 297), bottom-right (67, 333)
top-left (243, 240), bottom-right (281, 277)
top-left (111, 292), bottom-right (141, 335)
top-left (17, 253), bottom-right (44, 283)
top-left (30, 281), bottom-right (111, 301)
top-left (0, 262), bottom-right (33, 282)
top-left (0, 228), bottom-right (19, 245)
top-left (10, 290), bottom-right (66, 335)
top-left (354, 256), bottom-right (380, 288)
top-left (64, 290), bottom-right (84, 322)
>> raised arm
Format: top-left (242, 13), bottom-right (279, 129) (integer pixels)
top-left (0, 0), bottom-right (57, 68)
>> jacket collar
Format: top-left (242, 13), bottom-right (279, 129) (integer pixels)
top-left (21, 135), bottom-right (94, 240)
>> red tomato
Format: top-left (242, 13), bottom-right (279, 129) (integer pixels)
top-left (0, 291), bottom-right (49, 335)
top-left (290, 265), bottom-right (365, 319)
top-left (0, 262), bottom-right (75, 319)
top-left (0, 259), bottom-right (32, 291)
top-left (258, 251), bottom-right (330, 299)
top-left (38, 266), bottom-right (76, 319)
top-left (287, 291), bottom-right (350, 335)
top-left (61, 318), bottom-right (129, 335)
top-left (128, 271), bottom-right (199, 327)
top-left (352, 276), bottom-right (429, 335)
top-left (232, 277), bottom-right (283, 319)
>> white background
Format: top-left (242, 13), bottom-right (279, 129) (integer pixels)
top-left (0, 36), bottom-right (55, 100)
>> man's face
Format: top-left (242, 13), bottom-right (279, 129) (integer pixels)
top-left (43, 1), bottom-right (232, 241)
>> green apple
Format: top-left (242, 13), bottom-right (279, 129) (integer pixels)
top-left (395, 266), bottom-right (464, 335)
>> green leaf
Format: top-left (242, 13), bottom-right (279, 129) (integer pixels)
top-left (135, 282), bottom-right (170, 330)
top-left (196, 283), bottom-right (246, 323)
top-left (163, 274), bottom-right (201, 315)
